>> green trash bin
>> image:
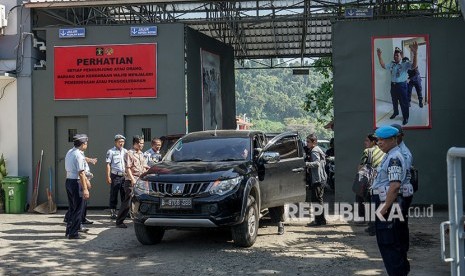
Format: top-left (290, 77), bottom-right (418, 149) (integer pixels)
top-left (1, 176), bottom-right (29, 214)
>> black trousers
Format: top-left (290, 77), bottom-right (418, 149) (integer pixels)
top-left (310, 182), bottom-right (326, 224)
top-left (116, 180), bottom-right (132, 225)
top-left (408, 77), bottom-right (422, 102)
top-left (400, 195), bottom-right (413, 252)
top-left (390, 82), bottom-right (409, 120)
top-left (109, 174), bottom-right (125, 209)
top-left (355, 194), bottom-right (366, 219)
top-left (65, 194), bottom-right (87, 222)
top-left (65, 179), bottom-right (84, 237)
top-left (372, 195), bottom-right (410, 276)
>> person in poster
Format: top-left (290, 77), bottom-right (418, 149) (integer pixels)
top-left (201, 50), bottom-right (222, 130)
top-left (372, 35), bottom-right (430, 129)
top-left (376, 42), bottom-right (418, 125)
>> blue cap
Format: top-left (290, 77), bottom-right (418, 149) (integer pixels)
top-left (390, 124), bottom-right (403, 135)
top-left (73, 134), bottom-right (88, 143)
top-left (375, 126), bottom-right (399, 139)
top-left (114, 134), bottom-right (126, 141)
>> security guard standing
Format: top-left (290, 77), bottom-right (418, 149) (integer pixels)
top-left (371, 126), bottom-right (409, 275)
top-left (391, 124), bottom-right (415, 257)
top-left (65, 134), bottom-right (91, 239)
top-left (106, 134), bottom-right (128, 219)
top-left (144, 138), bottom-right (162, 167)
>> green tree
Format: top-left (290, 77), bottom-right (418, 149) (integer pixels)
top-left (303, 57), bottom-right (333, 123)
top-left (235, 59), bottom-right (332, 135)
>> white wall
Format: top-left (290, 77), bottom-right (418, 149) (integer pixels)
top-left (2, 0), bottom-right (18, 36)
top-left (373, 38), bottom-right (392, 103)
top-left (0, 78), bottom-right (18, 176)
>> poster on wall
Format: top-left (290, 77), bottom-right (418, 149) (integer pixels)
top-left (372, 35), bottom-right (430, 129)
top-left (54, 43), bottom-right (157, 100)
top-left (201, 49), bottom-right (222, 130)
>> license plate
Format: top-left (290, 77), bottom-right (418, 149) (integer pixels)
top-left (160, 198), bottom-right (192, 209)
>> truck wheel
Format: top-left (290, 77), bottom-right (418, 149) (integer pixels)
top-left (134, 222), bottom-right (165, 245)
top-left (268, 206), bottom-right (285, 223)
top-left (232, 195), bottom-right (258, 247)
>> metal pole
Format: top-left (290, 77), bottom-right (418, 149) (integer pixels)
top-left (446, 147), bottom-right (465, 276)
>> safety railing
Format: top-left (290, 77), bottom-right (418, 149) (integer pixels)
top-left (441, 147), bottom-right (465, 276)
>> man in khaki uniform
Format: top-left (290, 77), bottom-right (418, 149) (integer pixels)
top-left (115, 135), bottom-right (149, 228)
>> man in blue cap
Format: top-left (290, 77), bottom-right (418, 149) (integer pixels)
top-left (371, 125), bottom-right (410, 275)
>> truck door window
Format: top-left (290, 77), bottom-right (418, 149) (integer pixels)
top-left (267, 136), bottom-right (298, 160)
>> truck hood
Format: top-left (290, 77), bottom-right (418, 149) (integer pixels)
top-left (142, 161), bottom-right (252, 182)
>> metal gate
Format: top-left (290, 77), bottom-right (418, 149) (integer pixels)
top-left (441, 147), bottom-right (465, 276)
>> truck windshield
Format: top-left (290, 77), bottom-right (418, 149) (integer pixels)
top-left (164, 137), bottom-right (251, 162)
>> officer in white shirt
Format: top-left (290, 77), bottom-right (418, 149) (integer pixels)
top-left (64, 134), bottom-right (91, 239)
top-left (144, 138), bottom-right (162, 167)
top-left (105, 134), bottom-right (128, 219)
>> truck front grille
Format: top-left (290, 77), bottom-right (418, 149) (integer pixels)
top-left (151, 182), bottom-right (211, 197)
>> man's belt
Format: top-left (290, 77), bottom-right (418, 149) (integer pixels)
top-left (370, 188), bottom-right (403, 196)
top-left (111, 170), bottom-right (124, 176)
top-left (391, 81), bottom-right (406, 85)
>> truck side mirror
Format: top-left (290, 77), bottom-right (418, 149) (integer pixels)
top-left (261, 151), bottom-right (280, 164)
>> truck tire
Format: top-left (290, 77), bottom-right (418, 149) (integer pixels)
top-left (134, 222), bottom-right (165, 245)
top-left (268, 206), bottom-right (285, 223)
top-left (232, 195), bottom-right (258, 247)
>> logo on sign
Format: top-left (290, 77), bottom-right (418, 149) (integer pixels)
top-left (96, 47), bottom-right (114, 56)
top-left (104, 48), bottom-right (114, 55)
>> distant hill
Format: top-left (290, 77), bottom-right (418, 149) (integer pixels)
top-left (235, 60), bottom-right (332, 138)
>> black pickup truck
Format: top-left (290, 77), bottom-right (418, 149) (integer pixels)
top-left (131, 130), bottom-right (306, 247)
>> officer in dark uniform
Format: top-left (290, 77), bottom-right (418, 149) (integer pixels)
top-left (64, 134), bottom-right (91, 239)
top-left (403, 57), bottom-right (423, 108)
top-left (371, 126), bottom-right (409, 275)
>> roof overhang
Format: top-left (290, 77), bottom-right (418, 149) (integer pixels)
top-left (24, 0), bottom-right (203, 8)
top-left (23, 0), bottom-right (462, 64)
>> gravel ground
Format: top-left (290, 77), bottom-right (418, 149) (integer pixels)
top-left (0, 203), bottom-right (450, 276)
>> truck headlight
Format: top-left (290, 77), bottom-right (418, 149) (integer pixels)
top-left (209, 176), bottom-right (243, 196)
top-left (134, 178), bottom-right (151, 195)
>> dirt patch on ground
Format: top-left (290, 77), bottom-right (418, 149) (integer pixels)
top-left (0, 205), bottom-right (450, 275)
